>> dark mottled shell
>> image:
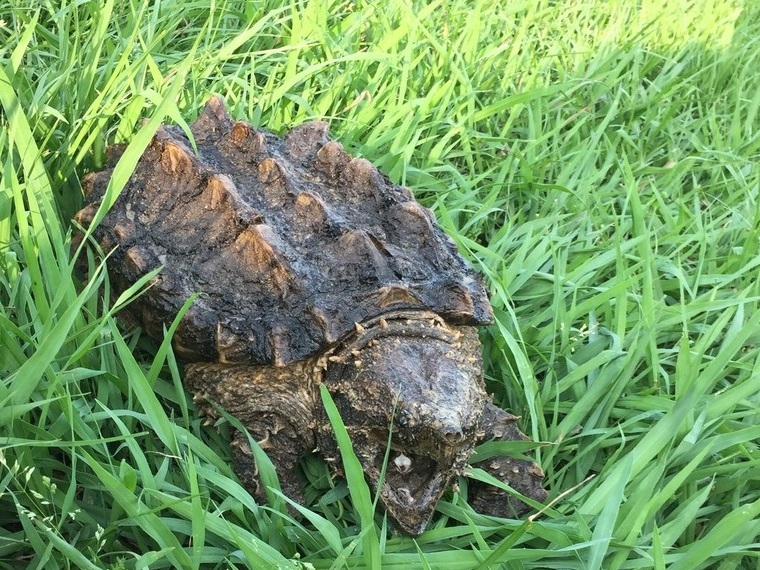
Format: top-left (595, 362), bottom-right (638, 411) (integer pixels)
top-left (79, 96), bottom-right (492, 365)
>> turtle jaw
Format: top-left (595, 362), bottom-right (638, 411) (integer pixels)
top-left (353, 436), bottom-right (471, 536)
top-left (376, 452), bottom-right (454, 535)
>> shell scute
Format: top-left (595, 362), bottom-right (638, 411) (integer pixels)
top-left (77, 97), bottom-right (492, 364)
top-left (315, 140), bottom-right (351, 179)
top-left (286, 121), bottom-right (329, 162)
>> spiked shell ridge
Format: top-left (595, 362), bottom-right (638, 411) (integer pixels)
top-left (78, 96), bottom-right (493, 365)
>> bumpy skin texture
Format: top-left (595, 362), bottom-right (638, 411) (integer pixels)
top-left (76, 97), bottom-right (547, 535)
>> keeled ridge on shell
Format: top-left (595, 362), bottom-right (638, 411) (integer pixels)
top-left (78, 96), bottom-right (493, 365)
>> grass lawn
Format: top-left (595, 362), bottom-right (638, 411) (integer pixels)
top-left (2, 0), bottom-right (760, 568)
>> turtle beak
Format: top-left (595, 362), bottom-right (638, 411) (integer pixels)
top-left (376, 450), bottom-right (453, 535)
top-left (349, 431), bottom-right (471, 536)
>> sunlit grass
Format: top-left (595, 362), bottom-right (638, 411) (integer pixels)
top-left (2, 0), bottom-right (759, 568)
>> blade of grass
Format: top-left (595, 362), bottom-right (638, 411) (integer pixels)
top-left (79, 450), bottom-right (192, 569)
top-left (320, 384), bottom-right (381, 568)
top-left (669, 496), bottom-right (760, 570)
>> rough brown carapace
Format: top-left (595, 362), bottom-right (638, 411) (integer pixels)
top-left (76, 96), bottom-right (547, 535)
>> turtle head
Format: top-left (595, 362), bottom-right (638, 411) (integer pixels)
top-left (318, 312), bottom-right (487, 535)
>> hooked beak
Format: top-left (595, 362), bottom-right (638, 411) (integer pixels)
top-left (351, 432), bottom-right (471, 535)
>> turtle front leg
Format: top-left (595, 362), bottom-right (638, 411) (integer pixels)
top-left (185, 361), bottom-right (318, 505)
top-left (467, 402), bottom-right (547, 517)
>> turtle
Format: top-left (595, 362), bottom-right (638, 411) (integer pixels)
top-left (75, 96), bottom-right (547, 535)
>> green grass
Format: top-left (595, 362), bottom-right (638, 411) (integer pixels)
top-left (2, 0), bottom-right (760, 567)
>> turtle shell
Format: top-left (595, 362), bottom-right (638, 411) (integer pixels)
top-left (77, 96), bottom-right (493, 365)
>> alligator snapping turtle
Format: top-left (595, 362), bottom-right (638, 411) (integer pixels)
top-left (76, 96), bottom-right (546, 535)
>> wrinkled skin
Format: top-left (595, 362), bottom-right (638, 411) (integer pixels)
top-left (187, 311), bottom-right (547, 535)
